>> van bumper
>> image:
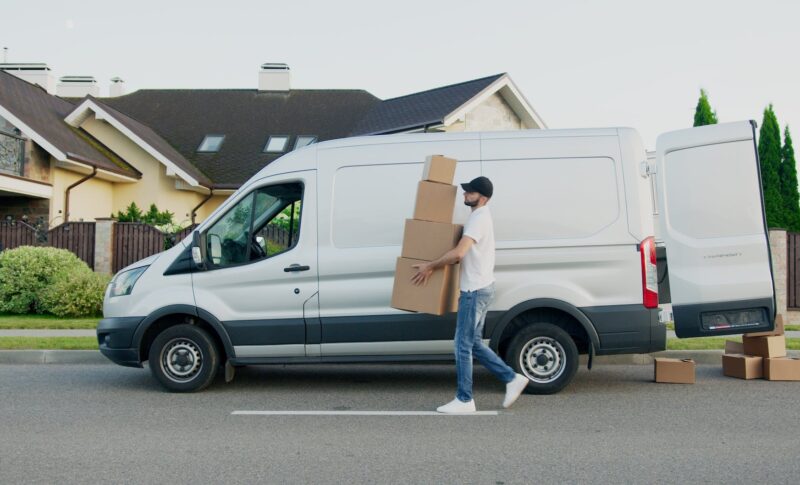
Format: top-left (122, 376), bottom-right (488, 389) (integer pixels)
top-left (97, 316), bottom-right (145, 368)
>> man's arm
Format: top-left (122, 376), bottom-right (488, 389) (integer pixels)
top-left (410, 236), bottom-right (474, 286)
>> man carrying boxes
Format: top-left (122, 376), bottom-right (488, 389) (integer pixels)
top-left (394, 155), bottom-right (529, 414)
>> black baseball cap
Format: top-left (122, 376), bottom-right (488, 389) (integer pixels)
top-left (460, 176), bottom-right (493, 198)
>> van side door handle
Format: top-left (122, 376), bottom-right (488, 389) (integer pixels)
top-left (284, 264), bottom-right (310, 272)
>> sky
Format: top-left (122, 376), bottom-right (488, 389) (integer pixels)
top-left (2, 0), bottom-right (798, 148)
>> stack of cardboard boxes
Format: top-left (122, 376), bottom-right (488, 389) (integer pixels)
top-left (723, 316), bottom-right (800, 381)
top-left (391, 155), bottom-right (462, 316)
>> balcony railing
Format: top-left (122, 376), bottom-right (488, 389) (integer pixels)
top-left (0, 130), bottom-right (25, 177)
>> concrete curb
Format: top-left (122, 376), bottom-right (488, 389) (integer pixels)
top-left (0, 350), bottom-right (108, 365)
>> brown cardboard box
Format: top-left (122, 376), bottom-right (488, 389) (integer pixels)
top-left (413, 181), bottom-right (457, 223)
top-left (391, 257), bottom-right (460, 315)
top-left (764, 357), bottom-right (800, 381)
top-left (724, 340), bottom-right (744, 354)
top-left (654, 358), bottom-right (696, 384)
top-left (722, 354), bottom-right (763, 379)
top-left (742, 335), bottom-right (786, 358)
top-left (744, 314), bottom-right (785, 338)
top-left (401, 219), bottom-right (463, 261)
top-left (422, 155), bottom-right (457, 185)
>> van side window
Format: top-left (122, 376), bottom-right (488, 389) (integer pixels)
top-left (205, 183), bottom-right (303, 268)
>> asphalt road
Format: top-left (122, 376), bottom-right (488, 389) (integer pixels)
top-left (0, 363), bottom-right (798, 484)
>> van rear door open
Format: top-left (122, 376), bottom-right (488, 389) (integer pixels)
top-left (656, 121), bottom-right (776, 338)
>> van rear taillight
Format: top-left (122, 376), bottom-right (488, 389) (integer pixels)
top-left (640, 236), bottom-right (658, 308)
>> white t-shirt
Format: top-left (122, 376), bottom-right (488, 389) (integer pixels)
top-left (460, 205), bottom-right (495, 292)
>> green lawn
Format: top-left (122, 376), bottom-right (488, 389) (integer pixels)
top-left (667, 322), bottom-right (799, 332)
top-left (667, 337), bottom-right (800, 350)
top-left (0, 337), bottom-right (98, 350)
top-left (0, 314), bottom-right (99, 330)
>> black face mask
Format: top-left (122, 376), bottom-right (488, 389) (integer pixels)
top-left (464, 199), bottom-right (478, 207)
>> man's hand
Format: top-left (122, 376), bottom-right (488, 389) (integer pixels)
top-left (411, 262), bottom-right (434, 286)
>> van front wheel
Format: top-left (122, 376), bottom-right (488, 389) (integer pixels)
top-left (506, 323), bottom-right (578, 395)
top-left (148, 324), bottom-right (219, 392)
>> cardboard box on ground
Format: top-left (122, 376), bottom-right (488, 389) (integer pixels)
top-left (654, 358), bottom-right (696, 384)
top-left (721, 315), bottom-right (800, 381)
top-left (764, 357), bottom-right (800, 381)
top-left (391, 155), bottom-right (462, 316)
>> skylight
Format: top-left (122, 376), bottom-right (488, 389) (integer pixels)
top-left (197, 135), bottom-right (224, 152)
top-left (294, 136), bottom-right (317, 150)
top-left (264, 135), bottom-right (289, 153)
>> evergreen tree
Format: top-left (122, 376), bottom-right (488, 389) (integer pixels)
top-left (779, 126), bottom-right (800, 231)
top-left (693, 89), bottom-right (718, 126)
top-left (759, 105), bottom-right (784, 228)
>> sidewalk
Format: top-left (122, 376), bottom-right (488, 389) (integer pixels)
top-left (0, 329), bottom-right (96, 337)
top-left (667, 330), bottom-right (800, 339)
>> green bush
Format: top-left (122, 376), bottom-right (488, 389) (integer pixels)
top-left (40, 271), bottom-right (111, 317)
top-left (0, 246), bottom-right (90, 314)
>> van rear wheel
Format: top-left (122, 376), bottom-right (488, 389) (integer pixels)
top-left (506, 322), bottom-right (578, 395)
top-left (148, 324), bottom-right (219, 392)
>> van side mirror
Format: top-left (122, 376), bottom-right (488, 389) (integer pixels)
top-left (191, 231), bottom-right (205, 269)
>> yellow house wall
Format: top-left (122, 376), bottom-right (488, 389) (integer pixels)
top-left (49, 161), bottom-right (114, 224)
top-left (80, 116), bottom-right (210, 225)
top-left (195, 195), bottom-right (229, 221)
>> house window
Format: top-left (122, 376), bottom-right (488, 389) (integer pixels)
top-left (263, 136), bottom-right (289, 153)
top-left (0, 130), bottom-right (25, 177)
top-left (197, 135), bottom-right (225, 152)
top-left (294, 136), bottom-right (317, 150)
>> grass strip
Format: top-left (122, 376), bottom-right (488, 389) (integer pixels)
top-left (667, 337), bottom-right (800, 350)
top-left (0, 337), bottom-right (98, 350)
top-left (0, 314), bottom-right (99, 330)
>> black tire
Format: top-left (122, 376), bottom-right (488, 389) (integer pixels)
top-left (505, 322), bottom-right (579, 395)
top-left (148, 324), bottom-right (219, 392)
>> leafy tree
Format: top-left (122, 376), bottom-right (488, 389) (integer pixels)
top-left (759, 105), bottom-right (784, 228)
top-left (693, 89), bottom-right (718, 126)
top-left (779, 126), bottom-right (800, 231)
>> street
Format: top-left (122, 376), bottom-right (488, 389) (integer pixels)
top-left (0, 362), bottom-right (798, 484)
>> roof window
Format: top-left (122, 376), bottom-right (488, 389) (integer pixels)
top-left (294, 136), bottom-right (317, 150)
top-left (264, 135), bottom-right (289, 153)
top-left (197, 135), bottom-right (225, 152)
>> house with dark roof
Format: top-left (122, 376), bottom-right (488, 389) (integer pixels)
top-left (0, 63), bottom-right (545, 226)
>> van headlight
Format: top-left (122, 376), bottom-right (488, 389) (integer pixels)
top-left (109, 266), bottom-right (148, 297)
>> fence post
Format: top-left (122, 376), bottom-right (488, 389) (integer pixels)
top-left (768, 229), bottom-right (788, 323)
top-left (94, 218), bottom-right (115, 275)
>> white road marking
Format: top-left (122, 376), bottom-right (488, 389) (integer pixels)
top-left (231, 410), bottom-right (500, 416)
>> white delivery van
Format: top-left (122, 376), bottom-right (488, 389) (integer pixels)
top-left (98, 120), bottom-right (776, 393)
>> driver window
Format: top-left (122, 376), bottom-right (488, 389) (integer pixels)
top-left (205, 182), bottom-right (303, 268)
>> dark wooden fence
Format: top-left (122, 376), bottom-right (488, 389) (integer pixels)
top-left (0, 220), bottom-right (95, 268)
top-left (48, 222), bottom-right (95, 268)
top-left (0, 219), bottom-right (198, 273)
top-left (113, 223), bottom-right (197, 273)
top-left (788, 232), bottom-right (800, 309)
top-left (0, 221), bottom-right (40, 250)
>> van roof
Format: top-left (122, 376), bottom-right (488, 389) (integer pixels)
top-left (259, 127), bottom-right (637, 178)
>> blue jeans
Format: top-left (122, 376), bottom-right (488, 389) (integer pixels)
top-left (455, 283), bottom-right (516, 402)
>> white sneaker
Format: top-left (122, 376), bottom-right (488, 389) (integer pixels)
top-left (503, 373), bottom-right (529, 408)
top-left (436, 398), bottom-right (476, 414)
